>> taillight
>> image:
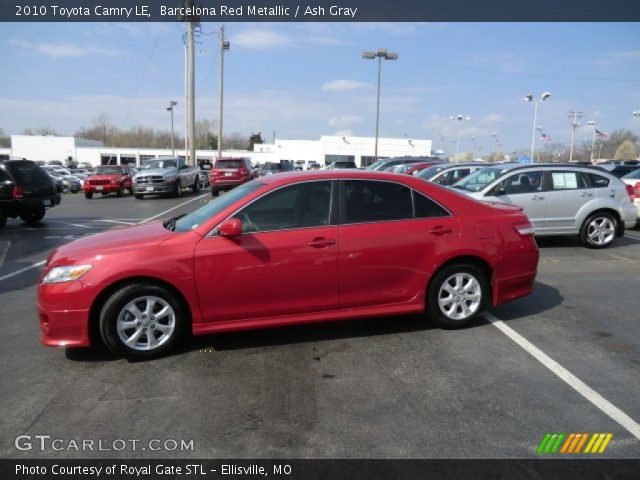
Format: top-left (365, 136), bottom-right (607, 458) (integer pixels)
top-left (514, 221), bottom-right (535, 236)
top-left (632, 182), bottom-right (640, 200)
top-left (12, 186), bottom-right (24, 198)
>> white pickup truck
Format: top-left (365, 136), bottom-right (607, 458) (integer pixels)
top-left (132, 158), bottom-right (200, 199)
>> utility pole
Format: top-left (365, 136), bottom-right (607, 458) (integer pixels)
top-left (272, 131), bottom-right (276, 144)
top-left (217, 25), bottom-right (230, 160)
top-left (568, 111), bottom-right (582, 162)
top-left (187, 20), bottom-right (196, 166)
top-left (167, 100), bottom-right (177, 157)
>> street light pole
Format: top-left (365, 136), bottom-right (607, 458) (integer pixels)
top-left (449, 114), bottom-right (470, 161)
top-left (363, 48), bottom-right (398, 162)
top-left (167, 101), bottom-right (177, 157)
top-left (217, 25), bottom-right (230, 160)
top-left (525, 92), bottom-right (550, 163)
top-left (587, 121), bottom-right (597, 163)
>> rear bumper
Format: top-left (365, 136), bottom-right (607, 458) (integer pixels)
top-left (622, 203), bottom-right (638, 228)
top-left (492, 237), bottom-right (539, 306)
top-left (37, 281), bottom-right (94, 348)
top-left (0, 195), bottom-right (60, 216)
top-left (211, 179), bottom-right (247, 188)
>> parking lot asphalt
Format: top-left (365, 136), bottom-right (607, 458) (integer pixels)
top-left (1, 191), bottom-right (639, 459)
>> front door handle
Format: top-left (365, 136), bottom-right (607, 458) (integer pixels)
top-left (307, 237), bottom-right (336, 248)
top-left (428, 225), bottom-right (453, 236)
top-left (580, 191), bottom-right (594, 197)
top-left (531, 195), bottom-right (545, 200)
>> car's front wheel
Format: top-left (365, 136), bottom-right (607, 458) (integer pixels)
top-left (211, 187), bottom-right (219, 197)
top-left (99, 283), bottom-right (187, 360)
top-left (580, 212), bottom-right (617, 249)
top-left (84, 192), bottom-right (93, 199)
top-left (134, 194), bottom-right (144, 200)
top-left (0, 213), bottom-right (6, 229)
top-left (174, 180), bottom-right (182, 198)
top-left (427, 264), bottom-right (487, 329)
top-left (19, 203), bottom-right (46, 225)
top-left (116, 185), bottom-right (124, 197)
top-left (192, 178), bottom-right (200, 193)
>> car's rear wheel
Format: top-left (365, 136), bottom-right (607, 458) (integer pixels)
top-left (174, 180), bottom-right (182, 198)
top-left (99, 283), bottom-right (187, 360)
top-left (84, 192), bottom-right (93, 199)
top-left (192, 178), bottom-right (200, 193)
top-left (580, 212), bottom-right (617, 249)
top-left (134, 194), bottom-right (144, 200)
top-left (211, 187), bottom-right (219, 197)
top-left (427, 264), bottom-right (487, 329)
top-left (0, 213), bottom-right (6, 229)
top-left (19, 203), bottom-right (46, 225)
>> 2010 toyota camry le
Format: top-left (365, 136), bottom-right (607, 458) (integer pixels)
top-left (37, 170), bottom-right (539, 360)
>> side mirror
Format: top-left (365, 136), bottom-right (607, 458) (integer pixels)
top-left (218, 218), bottom-right (243, 238)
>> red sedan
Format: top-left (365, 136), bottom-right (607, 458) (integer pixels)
top-left (37, 171), bottom-right (538, 359)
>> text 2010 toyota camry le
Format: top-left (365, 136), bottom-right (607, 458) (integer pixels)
top-left (37, 171), bottom-right (539, 359)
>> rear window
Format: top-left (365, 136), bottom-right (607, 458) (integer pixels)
top-left (5, 161), bottom-right (51, 186)
top-left (215, 159), bottom-right (246, 169)
top-left (588, 173), bottom-right (610, 188)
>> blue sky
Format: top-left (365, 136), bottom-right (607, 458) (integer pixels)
top-left (2, 22), bottom-right (639, 153)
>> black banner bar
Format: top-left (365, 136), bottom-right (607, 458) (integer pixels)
top-left (3, 459), bottom-right (640, 480)
top-left (2, 0), bottom-right (640, 22)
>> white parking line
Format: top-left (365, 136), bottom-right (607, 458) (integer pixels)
top-left (0, 194), bottom-right (208, 281)
top-left (0, 260), bottom-right (46, 282)
top-left (99, 220), bottom-right (136, 225)
top-left (484, 311), bottom-right (640, 440)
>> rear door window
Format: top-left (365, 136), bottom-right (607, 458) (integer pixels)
top-left (5, 161), bottom-right (51, 187)
top-left (215, 160), bottom-right (245, 169)
top-left (587, 173), bottom-right (610, 188)
top-left (344, 180), bottom-right (412, 223)
top-left (502, 171), bottom-right (543, 194)
top-left (547, 171), bottom-right (586, 191)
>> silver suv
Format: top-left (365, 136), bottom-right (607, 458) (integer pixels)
top-left (453, 163), bottom-right (637, 248)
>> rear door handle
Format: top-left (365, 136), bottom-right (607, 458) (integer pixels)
top-left (580, 192), bottom-right (593, 197)
top-left (531, 195), bottom-right (545, 200)
top-left (428, 225), bottom-right (453, 235)
top-left (307, 237), bottom-right (336, 248)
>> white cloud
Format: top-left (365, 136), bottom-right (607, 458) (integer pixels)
top-left (321, 79), bottom-right (371, 92)
top-left (231, 29), bottom-right (293, 49)
top-left (8, 38), bottom-right (124, 58)
top-left (471, 53), bottom-right (525, 74)
top-left (481, 113), bottom-right (505, 125)
top-left (334, 129), bottom-right (354, 137)
top-left (328, 115), bottom-right (363, 128)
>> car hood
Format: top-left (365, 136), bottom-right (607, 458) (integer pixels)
top-left (88, 174), bottom-right (126, 180)
top-left (48, 221), bottom-right (173, 265)
top-left (135, 168), bottom-right (175, 177)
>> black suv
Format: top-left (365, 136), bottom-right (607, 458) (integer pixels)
top-left (0, 159), bottom-right (61, 228)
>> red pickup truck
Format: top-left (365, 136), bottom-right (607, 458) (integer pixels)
top-left (83, 165), bottom-right (134, 199)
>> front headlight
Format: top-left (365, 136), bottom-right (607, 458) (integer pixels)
top-left (42, 265), bottom-right (93, 284)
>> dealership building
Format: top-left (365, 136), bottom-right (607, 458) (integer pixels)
top-left (0, 134), bottom-right (433, 168)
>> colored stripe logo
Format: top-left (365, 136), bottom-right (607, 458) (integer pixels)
top-left (537, 433), bottom-right (613, 454)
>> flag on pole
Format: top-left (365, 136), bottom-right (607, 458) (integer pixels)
top-left (595, 129), bottom-right (608, 140)
top-left (540, 133), bottom-right (552, 142)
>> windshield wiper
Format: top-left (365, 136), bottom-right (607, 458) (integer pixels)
top-left (162, 213), bottom-right (186, 231)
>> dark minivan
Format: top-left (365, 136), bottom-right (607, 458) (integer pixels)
top-left (0, 159), bottom-right (61, 228)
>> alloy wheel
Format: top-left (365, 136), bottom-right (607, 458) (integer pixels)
top-left (437, 273), bottom-right (482, 321)
top-left (587, 217), bottom-right (615, 246)
top-left (116, 296), bottom-right (176, 351)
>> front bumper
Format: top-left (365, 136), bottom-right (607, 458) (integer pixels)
top-left (83, 184), bottom-right (120, 193)
top-left (132, 183), bottom-right (174, 194)
top-left (37, 281), bottom-right (95, 348)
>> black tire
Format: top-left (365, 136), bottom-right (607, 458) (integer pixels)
top-left (580, 212), bottom-right (618, 249)
top-left (134, 194), bottom-right (144, 200)
top-left (192, 178), bottom-right (200, 193)
top-left (174, 180), bottom-right (182, 198)
top-left (84, 192), bottom-right (93, 199)
top-left (211, 187), bottom-right (219, 197)
top-left (98, 283), bottom-right (187, 360)
top-left (19, 203), bottom-right (46, 225)
top-left (62, 185), bottom-right (69, 194)
top-left (0, 214), bottom-right (6, 229)
top-left (116, 185), bottom-right (124, 197)
top-left (427, 263), bottom-right (488, 329)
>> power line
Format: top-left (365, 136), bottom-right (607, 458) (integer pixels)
top-left (123, 24), bottom-right (165, 127)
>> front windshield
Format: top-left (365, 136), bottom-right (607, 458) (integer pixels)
top-left (143, 159), bottom-right (176, 170)
top-left (365, 159), bottom-right (386, 171)
top-left (94, 166), bottom-right (123, 175)
top-left (622, 168), bottom-right (640, 180)
top-left (416, 165), bottom-right (445, 179)
top-left (452, 166), bottom-right (507, 192)
top-left (173, 181), bottom-right (264, 232)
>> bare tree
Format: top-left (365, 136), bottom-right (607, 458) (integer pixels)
top-left (22, 127), bottom-right (60, 136)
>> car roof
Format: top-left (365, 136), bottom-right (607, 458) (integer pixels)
top-left (257, 169), bottom-right (427, 185)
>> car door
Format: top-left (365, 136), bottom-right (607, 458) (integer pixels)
top-left (193, 180), bottom-right (339, 322)
top-left (484, 170), bottom-right (546, 230)
top-left (338, 179), bottom-right (458, 309)
top-left (542, 170), bottom-right (594, 234)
